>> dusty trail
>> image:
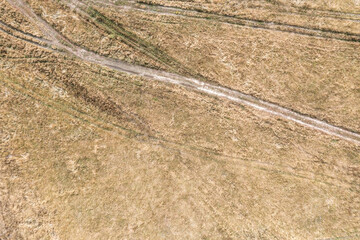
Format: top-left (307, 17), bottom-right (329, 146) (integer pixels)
top-left (86, 0), bottom-right (360, 43)
top-left (5, 0), bottom-right (360, 145)
top-left (0, 20), bottom-right (55, 50)
top-left (92, 0), bottom-right (360, 22)
top-left (247, 4), bottom-right (360, 22)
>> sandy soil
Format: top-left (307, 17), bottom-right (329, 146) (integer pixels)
top-left (1, 0), bottom-right (360, 239)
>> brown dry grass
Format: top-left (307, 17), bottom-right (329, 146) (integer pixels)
top-left (88, 4), bottom-right (360, 132)
top-left (138, 0), bottom-right (360, 15)
top-left (9, 0), bottom-right (360, 131)
top-left (131, 0), bottom-right (360, 35)
top-left (0, 0), bottom-right (45, 37)
top-left (1, 0), bottom-right (360, 239)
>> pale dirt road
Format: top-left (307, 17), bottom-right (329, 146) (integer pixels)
top-left (5, 0), bottom-right (360, 145)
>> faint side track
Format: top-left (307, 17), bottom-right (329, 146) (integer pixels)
top-left (242, 3), bottom-right (360, 22)
top-left (88, 0), bottom-right (360, 43)
top-left (129, 0), bottom-right (360, 21)
top-left (0, 20), bottom-right (55, 50)
top-left (5, 0), bottom-right (360, 145)
top-left (1, 73), bottom-right (357, 192)
top-left (89, 0), bottom-right (360, 22)
top-left (70, 4), bottom-right (206, 80)
top-left (1, 28), bottom-right (357, 191)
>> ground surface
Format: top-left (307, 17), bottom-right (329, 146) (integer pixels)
top-left (1, 0), bottom-right (360, 239)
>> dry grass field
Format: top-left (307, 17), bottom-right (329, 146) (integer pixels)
top-left (1, 0), bottom-right (360, 239)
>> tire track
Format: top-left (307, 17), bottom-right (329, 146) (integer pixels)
top-left (0, 20), bottom-right (50, 42)
top-left (89, 0), bottom-right (360, 43)
top-left (268, 8), bottom-right (360, 23)
top-left (133, 0), bottom-right (360, 20)
top-left (2, 11), bottom-right (359, 236)
top-left (0, 20), bottom-right (56, 51)
top-left (242, 3), bottom-right (360, 22)
top-left (2, 52), bottom-right (356, 191)
top-left (263, 3), bottom-right (360, 20)
top-left (62, 0), bottom-right (206, 79)
top-left (0, 75), bottom-right (340, 189)
top-left (134, 0), bottom-right (360, 22)
top-left (2, 53), bottom-right (357, 191)
top-left (5, 0), bottom-right (360, 145)
top-left (3, 67), bottom-right (356, 240)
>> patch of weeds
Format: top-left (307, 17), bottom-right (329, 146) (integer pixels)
top-left (85, 7), bottom-right (205, 79)
top-left (114, 0), bottom-right (124, 5)
top-left (265, 0), bottom-right (280, 5)
top-left (133, 80), bottom-right (143, 87)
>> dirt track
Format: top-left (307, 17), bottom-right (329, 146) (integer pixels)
top-left (5, 0), bottom-right (360, 145)
top-left (2, 0), bottom-right (360, 239)
top-left (87, 0), bottom-right (360, 43)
